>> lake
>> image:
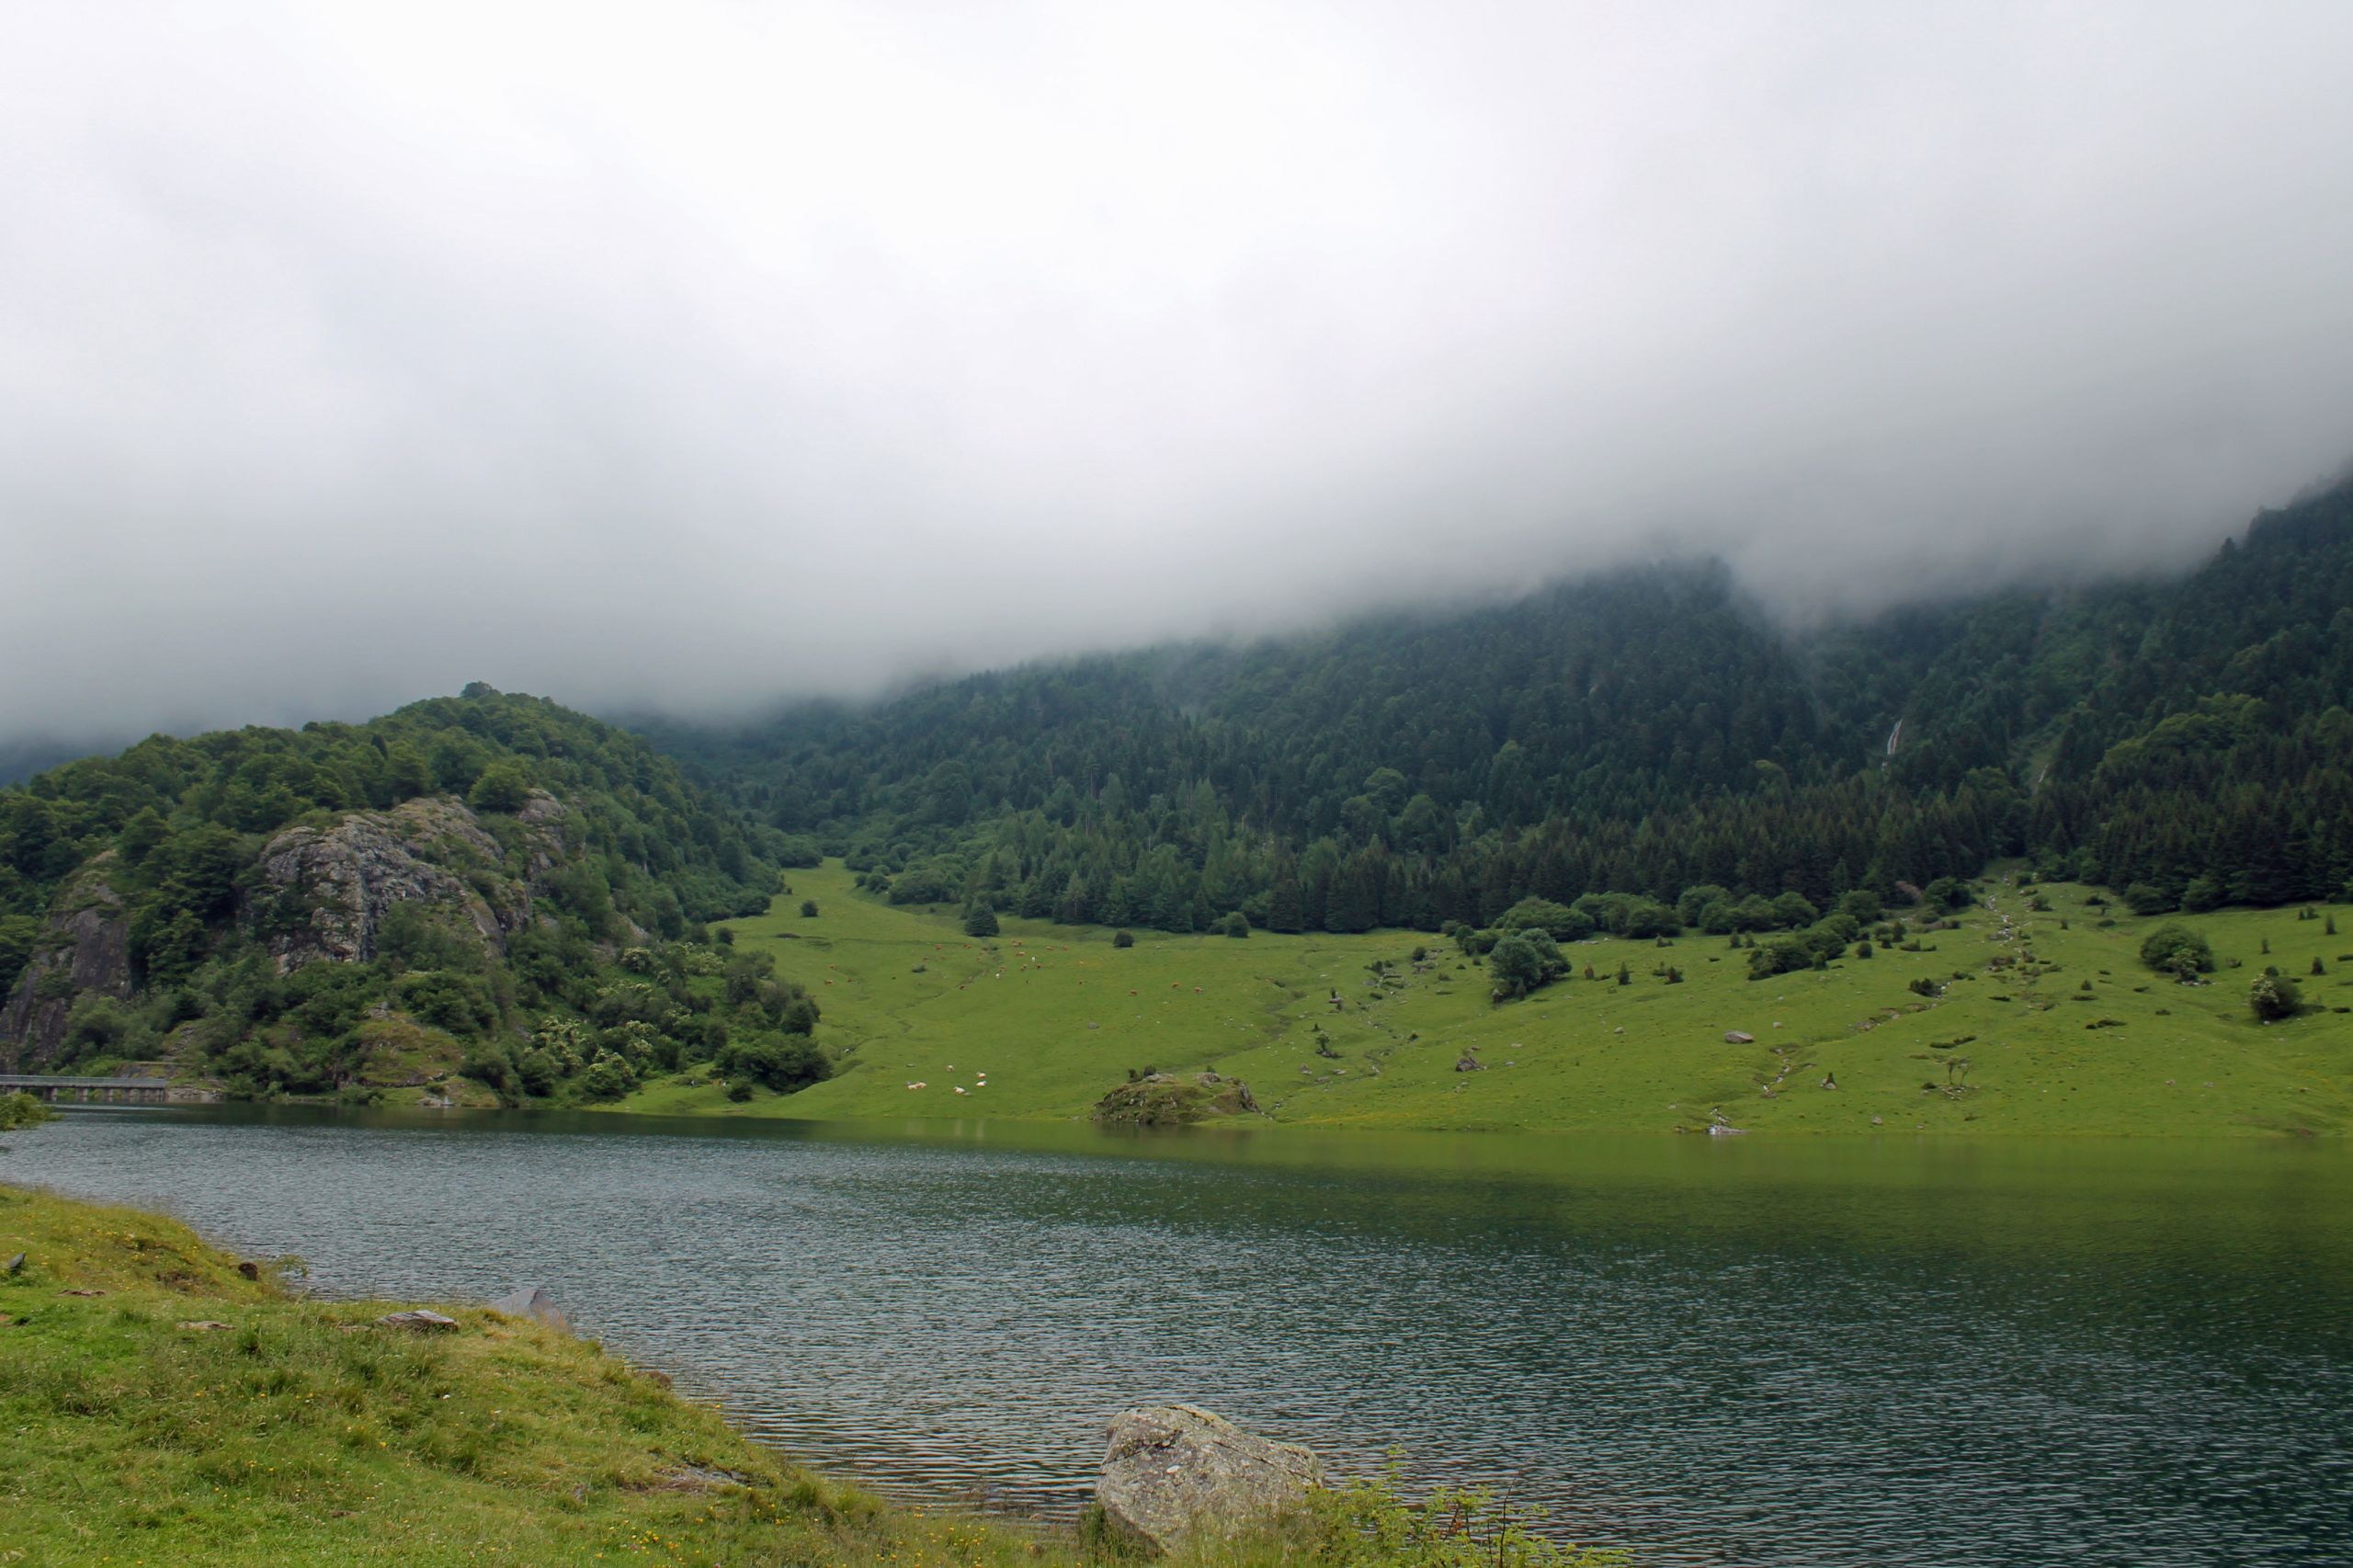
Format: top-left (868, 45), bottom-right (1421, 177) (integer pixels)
top-left (6, 1107), bottom-right (2349, 1565)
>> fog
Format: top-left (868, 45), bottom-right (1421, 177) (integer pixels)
top-left (6, 0), bottom-right (2353, 750)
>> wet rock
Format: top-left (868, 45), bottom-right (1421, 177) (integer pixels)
top-left (1095, 1404), bottom-right (1321, 1554)
top-left (489, 1286), bottom-right (571, 1332)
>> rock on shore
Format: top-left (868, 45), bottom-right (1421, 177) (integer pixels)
top-left (1094, 1403), bottom-right (1321, 1553)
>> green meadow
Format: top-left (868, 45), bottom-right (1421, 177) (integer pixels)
top-left (620, 863), bottom-right (2353, 1137)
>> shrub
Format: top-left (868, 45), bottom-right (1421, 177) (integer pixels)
top-left (1112, 929), bottom-right (1134, 949)
top-left (1, 1090), bottom-right (58, 1132)
top-left (961, 902), bottom-right (999, 937)
top-left (2249, 972), bottom-right (2302, 1022)
top-left (1494, 898), bottom-right (1593, 942)
top-left (2138, 924), bottom-right (2215, 981)
top-left (719, 1034), bottom-right (831, 1093)
top-left (799, 900), bottom-right (819, 919)
top-left (1745, 937), bottom-right (1813, 981)
top-left (1488, 930), bottom-right (1566, 1001)
top-left (1217, 912), bottom-right (1251, 938)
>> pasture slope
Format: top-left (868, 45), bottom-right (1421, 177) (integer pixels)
top-left (620, 862), bottom-right (2353, 1136)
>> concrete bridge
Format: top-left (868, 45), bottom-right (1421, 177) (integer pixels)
top-left (0, 1074), bottom-right (189, 1106)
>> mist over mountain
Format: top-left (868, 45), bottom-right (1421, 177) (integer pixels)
top-left (6, 1), bottom-right (2353, 750)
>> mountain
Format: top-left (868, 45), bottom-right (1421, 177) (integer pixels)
top-left (647, 480), bottom-right (2353, 934)
top-left (0, 687), bottom-right (824, 1104)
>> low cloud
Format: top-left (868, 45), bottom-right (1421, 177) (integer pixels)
top-left (6, 0), bottom-right (2352, 746)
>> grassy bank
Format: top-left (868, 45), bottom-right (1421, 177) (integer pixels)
top-left (2, 1186), bottom-right (1626, 1568)
top-left (620, 863), bottom-right (2351, 1136)
top-left (0, 1184), bottom-right (1066, 1568)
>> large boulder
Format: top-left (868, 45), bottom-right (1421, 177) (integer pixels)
top-left (1095, 1404), bottom-right (1321, 1553)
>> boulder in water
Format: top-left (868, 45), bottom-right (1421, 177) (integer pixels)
top-left (1095, 1404), bottom-right (1321, 1554)
top-left (489, 1286), bottom-right (571, 1332)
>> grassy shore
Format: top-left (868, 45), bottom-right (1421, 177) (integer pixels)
top-left (3, 1186), bottom-right (1626, 1568)
top-left (620, 863), bottom-right (2351, 1136)
top-left (0, 1184), bottom-right (1074, 1568)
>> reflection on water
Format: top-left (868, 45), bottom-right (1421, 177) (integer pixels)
top-left (6, 1107), bottom-right (2350, 1567)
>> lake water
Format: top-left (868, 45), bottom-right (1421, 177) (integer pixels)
top-left (6, 1107), bottom-right (2350, 1566)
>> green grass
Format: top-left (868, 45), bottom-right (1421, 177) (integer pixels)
top-left (0, 1184), bottom-right (1082, 1568)
top-left (620, 864), bottom-right (2353, 1136)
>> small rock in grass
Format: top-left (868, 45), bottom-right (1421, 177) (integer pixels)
top-left (177, 1320), bottom-right (234, 1332)
top-left (5, 1252), bottom-right (25, 1276)
top-left (60, 1289), bottom-right (105, 1298)
top-left (1724, 1030), bottom-right (1755, 1044)
top-left (376, 1309), bottom-right (460, 1333)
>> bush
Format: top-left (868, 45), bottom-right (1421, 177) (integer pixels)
top-left (961, 902), bottom-right (999, 937)
top-left (719, 1034), bottom-right (831, 1093)
top-left (466, 759), bottom-right (533, 814)
top-left (2124, 882), bottom-right (2177, 916)
top-left (1112, 929), bottom-right (1134, 949)
top-left (2139, 923), bottom-right (2215, 980)
top-left (1, 1090), bottom-right (58, 1132)
top-left (2249, 972), bottom-right (2302, 1021)
top-left (799, 900), bottom-right (819, 919)
top-left (1745, 937), bottom-right (1813, 981)
top-left (1217, 912), bottom-right (1251, 938)
top-left (725, 1077), bottom-right (755, 1102)
top-left (1488, 929), bottom-right (1566, 1001)
top-left (1494, 899), bottom-right (1593, 942)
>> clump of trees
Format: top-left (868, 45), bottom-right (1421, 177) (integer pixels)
top-left (2139, 924), bottom-right (2215, 982)
top-left (1488, 928), bottom-right (1566, 1001)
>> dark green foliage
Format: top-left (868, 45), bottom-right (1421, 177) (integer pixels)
top-left (642, 479), bottom-right (2353, 937)
top-left (465, 758), bottom-right (534, 814)
top-left (2138, 923), bottom-right (2215, 979)
top-left (961, 901), bottom-right (998, 937)
top-left (800, 900), bottom-right (820, 918)
top-left (1746, 937), bottom-right (1814, 981)
top-left (718, 1033), bottom-right (831, 1093)
top-left (1487, 928), bottom-right (1566, 1001)
top-left (2249, 971), bottom-right (2302, 1021)
top-left (1216, 911), bottom-right (1251, 937)
top-left (0, 686), bottom-right (792, 1105)
top-left (1494, 899), bottom-right (1593, 942)
top-left (1112, 929), bottom-right (1134, 949)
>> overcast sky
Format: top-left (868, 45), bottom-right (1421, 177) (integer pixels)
top-left (6, 0), bottom-right (2353, 745)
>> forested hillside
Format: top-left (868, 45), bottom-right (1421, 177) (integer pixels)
top-left (0, 687), bottom-right (826, 1104)
top-left (650, 480), bottom-right (2353, 935)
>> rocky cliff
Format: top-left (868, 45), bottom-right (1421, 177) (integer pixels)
top-left (1, 792), bottom-right (576, 1069)
top-left (244, 793), bottom-right (567, 971)
top-left (0, 861), bottom-right (132, 1071)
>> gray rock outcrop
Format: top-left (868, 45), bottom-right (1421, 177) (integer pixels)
top-left (244, 795), bottom-right (563, 971)
top-left (1095, 1404), bottom-right (1321, 1554)
top-left (0, 863), bottom-right (131, 1070)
